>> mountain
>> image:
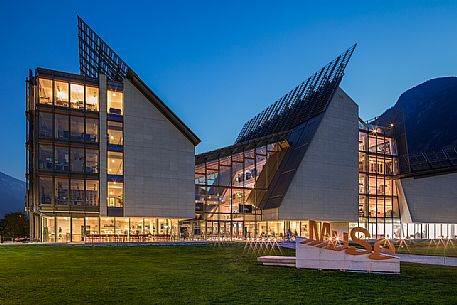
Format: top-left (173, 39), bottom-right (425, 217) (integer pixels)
top-left (0, 172), bottom-right (25, 218)
top-left (376, 77), bottom-right (457, 155)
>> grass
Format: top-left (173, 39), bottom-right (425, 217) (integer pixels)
top-left (396, 241), bottom-right (457, 257)
top-left (0, 244), bottom-right (456, 305)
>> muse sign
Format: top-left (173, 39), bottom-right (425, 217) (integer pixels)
top-left (296, 220), bottom-right (400, 273)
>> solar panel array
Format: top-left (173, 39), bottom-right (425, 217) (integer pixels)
top-left (78, 16), bottom-right (130, 82)
top-left (235, 44), bottom-right (356, 144)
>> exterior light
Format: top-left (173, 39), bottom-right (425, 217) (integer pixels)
top-left (390, 123), bottom-right (395, 128)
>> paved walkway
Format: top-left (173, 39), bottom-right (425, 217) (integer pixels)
top-left (279, 241), bottom-right (457, 267)
top-left (398, 254), bottom-right (457, 266)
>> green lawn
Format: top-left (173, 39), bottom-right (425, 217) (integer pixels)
top-left (0, 244), bottom-right (456, 305)
top-left (396, 241), bottom-right (457, 257)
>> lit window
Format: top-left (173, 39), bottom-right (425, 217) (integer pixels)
top-left (54, 81), bottom-right (69, 107)
top-left (108, 181), bottom-right (123, 207)
top-left (108, 151), bottom-right (123, 175)
top-left (86, 86), bottom-right (99, 111)
top-left (39, 78), bottom-right (53, 105)
top-left (107, 121), bottom-right (123, 146)
top-left (70, 83), bottom-right (84, 110)
top-left (107, 90), bottom-right (123, 115)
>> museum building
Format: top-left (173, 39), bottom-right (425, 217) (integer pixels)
top-left (25, 18), bottom-right (457, 242)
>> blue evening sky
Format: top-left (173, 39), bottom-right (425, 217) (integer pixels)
top-left (1, 0), bottom-right (457, 180)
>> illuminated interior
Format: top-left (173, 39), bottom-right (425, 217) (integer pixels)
top-left (107, 121), bottom-right (123, 146)
top-left (39, 78), bottom-right (52, 105)
top-left (70, 83), bottom-right (84, 109)
top-left (108, 151), bottom-right (123, 175)
top-left (55, 81), bottom-right (69, 107)
top-left (108, 182), bottom-right (124, 207)
top-left (358, 121), bottom-right (400, 239)
top-left (85, 86), bottom-right (99, 111)
top-left (107, 90), bottom-right (123, 115)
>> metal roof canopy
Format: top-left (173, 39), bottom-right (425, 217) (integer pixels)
top-left (235, 44), bottom-right (356, 144)
top-left (77, 16), bottom-right (201, 146)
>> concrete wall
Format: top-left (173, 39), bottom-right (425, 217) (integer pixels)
top-left (278, 88), bottom-right (359, 222)
top-left (400, 172), bottom-right (457, 223)
top-left (123, 79), bottom-right (196, 218)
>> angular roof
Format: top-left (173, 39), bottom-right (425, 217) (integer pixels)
top-left (197, 46), bottom-right (356, 210)
top-left (235, 44), bottom-right (356, 144)
top-left (77, 16), bottom-right (201, 146)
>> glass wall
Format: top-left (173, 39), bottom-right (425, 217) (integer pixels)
top-left (55, 81), bottom-right (69, 107)
top-left (39, 177), bottom-right (53, 205)
top-left (86, 149), bottom-right (99, 174)
top-left (55, 114), bottom-right (69, 140)
top-left (38, 111), bottom-right (53, 137)
top-left (194, 140), bottom-right (288, 239)
top-left (108, 152), bottom-right (123, 175)
top-left (70, 83), bottom-right (84, 110)
top-left (86, 180), bottom-right (99, 207)
top-left (108, 182), bottom-right (124, 207)
top-left (358, 123), bottom-right (400, 239)
top-left (39, 78), bottom-right (53, 105)
top-left (85, 86), bottom-right (99, 112)
top-left (70, 116), bottom-right (85, 142)
top-left (35, 78), bottom-right (101, 211)
top-left (41, 216), bottom-right (55, 242)
top-left (38, 145), bottom-right (53, 170)
top-left (107, 90), bottom-right (123, 115)
top-left (107, 121), bottom-right (123, 146)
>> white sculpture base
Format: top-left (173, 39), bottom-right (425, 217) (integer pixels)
top-left (296, 242), bottom-right (400, 273)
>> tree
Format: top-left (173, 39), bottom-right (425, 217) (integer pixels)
top-left (0, 212), bottom-right (29, 241)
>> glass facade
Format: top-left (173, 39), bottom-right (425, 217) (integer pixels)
top-left (31, 76), bottom-right (101, 214)
top-left (27, 72), bottom-right (457, 243)
top-left (40, 216), bottom-right (182, 242)
top-left (106, 90), bottom-right (124, 208)
top-left (194, 141), bottom-right (288, 239)
top-left (358, 123), bottom-right (401, 239)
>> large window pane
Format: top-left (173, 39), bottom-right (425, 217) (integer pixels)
top-left (55, 146), bottom-right (69, 172)
top-left (38, 145), bottom-right (53, 170)
top-left (39, 177), bottom-right (53, 205)
top-left (38, 111), bottom-right (53, 137)
top-left (55, 178), bottom-right (69, 205)
top-left (70, 83), bottom-right (84, 110)
top-left (54, 81), bottom-right (69, 107)
top-left (70, 179), bottom-right (85, 206)
top-left (86, 118), bottom-right (98, 143)
top-left (86, 180), bottom-right (99, 207)
top-left (72, 218), bottom-right (85, 242)
top-left (107, 90), bottom-right (123, 115)
top-left (85, 86), bottom-right (99, 112)
top-left (39, 78), bottom-right (53, 105)
top-left (42, 216), bottom-right (55, 242)
top-left (108, 182), bottom-right (123, 207)
top-left (107, 121), bottom-right (123, 146)
top-left (108, 151), bottom-right (123, 175)
top-left (55, 114), bottom-right (69, 140)
top-left (70, 147), bottom-right (84, 173)
top-left (56, 217), bottom-right (70, 242)
top-left (85, 149), bottom-right (98, 174)
top-left (70, 116), bottom-right (84, 142)
top-left (85, 217), bottom-right (99, 235)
